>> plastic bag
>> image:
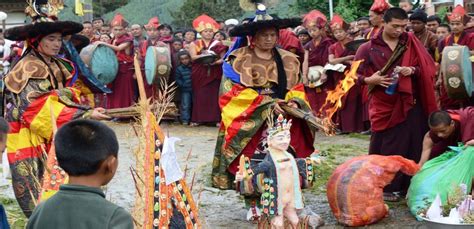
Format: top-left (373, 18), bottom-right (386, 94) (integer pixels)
top-left (407, 146), bottom-right (474, 220)
top-left (327, 155), bottom-right (420, 226)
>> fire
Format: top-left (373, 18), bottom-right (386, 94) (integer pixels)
top-left (320, 60), bottom-right (363, 124)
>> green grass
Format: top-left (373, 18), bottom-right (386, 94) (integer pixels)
top-left (347, 133), bottom-right (371, 141)
top-left (0, 196), bottom-right (27, 229)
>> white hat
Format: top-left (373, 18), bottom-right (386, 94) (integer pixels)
top-left (225, 18), bottom-right (239, 26)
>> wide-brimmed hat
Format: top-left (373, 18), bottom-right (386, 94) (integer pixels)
top-left (4, 0), bottom-right (82, 41)
top-left (229, 4), bottom-right (301, 37)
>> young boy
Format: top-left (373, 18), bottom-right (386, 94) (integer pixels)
top-left (174, 51), bottom-right (193, 125)
top-left (27, 120), bottom-right (133, 229)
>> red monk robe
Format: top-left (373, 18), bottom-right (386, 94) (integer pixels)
top-left (191, 39), bottom-right (228, 123)
top-left (107, 33), bottom-right (136, 109)
top-left (437, 31), bottom-right (474, 110)
top-left (304, 37), bottom-right (335, 115)
top-left (278, 29), bottom-right (304, 61)
top-left (430, 107), bottom-right (474, 158)
top-left (328, 41), bottom-right (365, 133)
top-left (355, 31), bottom-right (438, 193)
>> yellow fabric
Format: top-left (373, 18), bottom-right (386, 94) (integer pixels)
top-left (7, 128), bottom-right (44, 154)
top-left (29, 96), bottom-right (66, 141)
top-left (285, 88), bottom-right (310, 108)
top-left (221, 88), bottom-right (259, 136)
top-left (75, 0), bottom-right (84, 16)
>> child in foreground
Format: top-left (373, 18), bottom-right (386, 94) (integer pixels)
top-left (27, 119), bottom-right (133, 229)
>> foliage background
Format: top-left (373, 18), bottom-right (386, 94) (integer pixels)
top-left (58, 0), bottom-right (453, 29)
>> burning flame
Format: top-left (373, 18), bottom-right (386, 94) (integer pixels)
top-left (320, 60), bottom-right (363, 124)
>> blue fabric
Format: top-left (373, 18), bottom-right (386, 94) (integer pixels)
top-left (0, 205), bottom-right (10, 229)
top-left (63, 41), bottom-right (111, 94)
top-left (180, 91), bottom-right (192, 123)
top-left (222, 37), bottom-right (247, 84)
top-left (175, 65), bottom-right (192, 92)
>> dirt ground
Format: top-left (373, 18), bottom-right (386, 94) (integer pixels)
top-left (1, 121), bottom-right (428, 228)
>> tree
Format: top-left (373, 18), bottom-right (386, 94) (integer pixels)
top-left (170, 0), bottom-right (244, 28)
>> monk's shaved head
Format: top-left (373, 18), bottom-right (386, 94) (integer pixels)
top-left (428, 111), bottom-right (452, 127)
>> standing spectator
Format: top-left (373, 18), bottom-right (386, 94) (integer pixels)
top-left (130, 24), bottom-right (145, 51)
top-left (436, 24), bottom-right (451, 40)
top-left (174, 30), bottom-right (184, 39)
top-left (366, 0), bottom-right (389, 39)
top-left (92, 18), bottom-right (104, 32)
top-left (81, 21), bottom-right (94, 41)
top-left (399, 0), bottom-right (414, 14)
top-left (183, 29), bottom-right (197, 50)
top-left (174, 51), bottom-right (193, 125)
top-left (355, 8), bottom-right (437, 201)
top-left (302, 10), bottom-right (334, 116)
top-left (97, 13), bottom-right (135, 109)
top-left (355, 17), bottom-right (371, 39)
top-left (296, 29), bottom-right (311, 46)
top-left (213, 31), bottom-right (227, 41)
top-left (172, 38), bottom-right (183, 52)
top-left (409, 9), bottom-right (438, 58)
top-left (426, 15), bottom-right (441, 33)
top-left (189, 14), bottom-right (228, 126)
top-left (100, 24), bottom-right (111, 35)
top-left (158, 24), bottom-right (174, 44)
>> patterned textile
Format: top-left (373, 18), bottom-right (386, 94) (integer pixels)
top-left (5, 51), bottom-right (90, 217)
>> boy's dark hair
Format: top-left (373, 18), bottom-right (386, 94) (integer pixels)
top-left (184, 29), bottom-right (197, 36)
top-left (383, 7), bottom-right (408, 23)
top-left (428, 111), bottom-right (452, 127)
top-left (357, 16), bottom-right (370, 22)
top-left (177, 50), bottom-right (190, 59)
top-left (427, 15), bottom-right (441, 24)
top-left (214, 30), bottom-right (227, 39)
top-left (438, 24), bottom-right (451, 32)
top-left (101, 33), bottom-right (112, 39)
top-left (158, 24), bottom-right (173, 32)
top-left (101, 24), bottom-right (110, 28)
top-left (92, 17), bottom-right (104, 23)
top-left (55, 119), bottom-right (119, 176)
top-left (172, 38), bottom-right (183, 43)
top-left (83, 21), bottom-right (92, 25)
top-left (0, 117), bottom-right (9, 141)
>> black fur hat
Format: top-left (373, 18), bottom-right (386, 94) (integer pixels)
top-left (229, 4), bottom-right (301, 37)
top-left (4, 0), bottom-right (83, 41)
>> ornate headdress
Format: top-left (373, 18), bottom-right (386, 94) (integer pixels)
top-left (192, 14), bottom-right (220, 33)
top-left (145, 17), bottom-right (160, 30)
top-left (303, 10), bottom-right (327, 29)
top-left (268, 114), bottom-right (292, 137)
top-left (4, 0), bottom-right (82, 41)
top-left (110, 13), bottom-right (129, 28)
top-left (229, 4), bottom-right (301, 37)
top-left (447, 5), bottom-right (471, 25)
top-left (329, 14), bottom-right (349, 32)
top-left (370, 0), bottom-right (390, 14)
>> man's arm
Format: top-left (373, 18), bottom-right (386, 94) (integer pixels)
top-left (419, 132), bottom-right (434, 166)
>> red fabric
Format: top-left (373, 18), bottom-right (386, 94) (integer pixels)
top-left (278, 30), bottom-right (304, 59)
top-left (303, 10), bottom-right (327, 29)
top-left (145, 17), bottom-right (160, 29)
top-left (107, 62), bottom-right (135, 109)
top-left (113, 33), bottom-right (134, 63)
top-left (110, 13), bottom-right (129, 28)
top-left (330, 14), bottom-right (348, 31)
top-left (370, 0), bottom-right (389, 14)
top-left (355, 31), bottom-right (437, 132)
top-left (448, 107), bottom-right (474, 143)
top-left (191, 39), bottom-right (227, 123)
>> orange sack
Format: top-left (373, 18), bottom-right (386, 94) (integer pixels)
top-left (326, 155), bottom-right (420, 226)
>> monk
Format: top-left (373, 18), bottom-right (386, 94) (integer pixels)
top-left (302, 10), bottom-right (334, 116)
top-left (327, 15), bottom-right (364, 133)
top-left (138, 17), bottom-right (161, 98)
top-left (189, 14), bottom-right (228, 126)
top-left (437, 5), bottom-right (474, 110)
top-left (365, 0), bottom-right (389, 40)
top-left (419, 108), bottom-right (474, 166)
top-left (355, 8), bottom-right (438, 201)
top-left (409, 9), bottom-right (438, 58)
top-left (97, 14), bottom-right (135, 109)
